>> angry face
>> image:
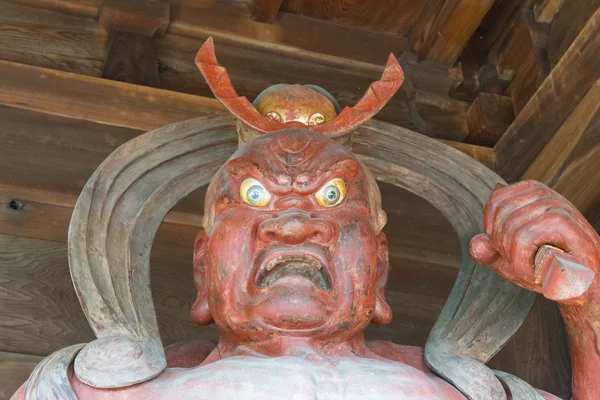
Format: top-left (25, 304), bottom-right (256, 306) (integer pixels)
top-left (191, 129), bottom-right (391, 347)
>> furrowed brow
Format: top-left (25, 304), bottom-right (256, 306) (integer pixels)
top-left (226, 158), bottom-right (285, 187)
top-left (296, 157), bottom-right (360, 193)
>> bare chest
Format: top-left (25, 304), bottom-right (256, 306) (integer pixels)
top-left (126, 356), bottom-right (467, 400)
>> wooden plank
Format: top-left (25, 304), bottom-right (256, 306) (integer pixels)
top-left (0, 231), bottom-right (217, 357)
top-left (11, 0), bottom-right (99, 17)
top-left (494, 7), bottom-right (600, 182)
top-left (0, 58), bottom-right (489, 163)
top-left (547, 0), bottom-right (600, 67)
top-left (0, 107), bottom-right (207, 217)
top-left (251, 0), bottom-right (284, 23)
top-left (0, 1), bottom-right (475, 142)
top-left (0, 1), bottom-right (107, 77)
top-left (534, 0), bottom-right (566, 23)
top-left (465, 92), bottom-right (514, 147)
top-left (0, 352), bottom-right (44, 400)
top-left (522, 80), bottom-right (600, 211)
top-left (9, 0), bottom-right (410, 69)
top-left (168, 0), bottom-right (409, 71)
top-left (280, 0), bottom-right (433, 37)
top-left (410, 0), bottom-right (496, 67)
top-left (488, 297), bottom-right (571, 398)
top-left (0, 60), bottom-right (225, 131)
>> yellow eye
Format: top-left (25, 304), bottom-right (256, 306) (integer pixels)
top-left (315, 178), bottom-right (346, 207)
top-left (240, 178), bottom-right (272, 207)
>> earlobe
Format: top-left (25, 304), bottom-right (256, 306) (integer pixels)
top-left (372, 232), bottom-right (392, 325)
top-left (191, 230), bottom-right (214, 326)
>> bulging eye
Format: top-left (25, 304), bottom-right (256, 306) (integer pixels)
top-left (315, 178), bottom-right (346, 207)
top-left (240, 178), bottom-right (272, 207)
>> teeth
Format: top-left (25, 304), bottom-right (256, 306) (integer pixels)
top-left (259, 254), bottom-right (329, 290)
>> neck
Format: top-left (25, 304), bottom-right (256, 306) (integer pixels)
top-left (559, 294), bottom-right (600, 400)
top-left (215, 331), bottom-right (368, 359)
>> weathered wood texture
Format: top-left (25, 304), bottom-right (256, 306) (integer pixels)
top-left (0, 352), bottom-right (44, 399)
top-left (0, 1), bottom-right (476, 141)
top-left (410, 0), bottom-right (496, 67)
top-left (0, 107), bottom-right (206, 219)
top-left (281, 0), bottom-right (432, 37)
top-left (99, 0), bottom-right (170, 37)
top-left (494, 7), bottom-right (600, 182)
top-left (533, 0), bottom-right (566, 23)
top-left (0, 60), bottom-right (225, 132)
top-left (0, 59), bottom-right (492, 167)
top-left (102, 30), bottom-right (161, 87)
top-left (251, 0), bottom-right (284, 22)
top-left (488, 297), bottom-right (572, 399)
top-left (465, 92), bottom-right (514, 147)
top-left (547, 0), bottom-right (600, 67)
top-left (12, 0), bottom-right (99, 17)
top-left (522, 80), bottom-right (600, 211)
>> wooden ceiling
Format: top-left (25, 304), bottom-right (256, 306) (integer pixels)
top-left (0, 0), bottom-right (599, 399)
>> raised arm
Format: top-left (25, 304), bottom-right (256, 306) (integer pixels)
top-left (470, 180), bottom-right (600, 400)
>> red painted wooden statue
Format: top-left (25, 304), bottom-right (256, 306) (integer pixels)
top-left (12, 38), bottom-right (600, 400)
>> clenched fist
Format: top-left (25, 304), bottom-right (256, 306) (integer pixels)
top-left (470, 180), bottom-right (600, 306)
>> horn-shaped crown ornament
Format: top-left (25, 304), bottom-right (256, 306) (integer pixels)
top-left (195, 37), bottom-right (404, 145)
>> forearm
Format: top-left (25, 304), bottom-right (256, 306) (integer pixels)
top-left (559, 292), bottom-right (600, 400)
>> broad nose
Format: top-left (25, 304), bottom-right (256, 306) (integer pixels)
top-left (258, 210), bottom-right (334, 245)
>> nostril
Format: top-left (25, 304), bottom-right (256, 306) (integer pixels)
top-left (263, 230), bottom-right (278, 242)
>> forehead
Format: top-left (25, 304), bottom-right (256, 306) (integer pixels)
top-left (227, 130), bottom-right (360, 188)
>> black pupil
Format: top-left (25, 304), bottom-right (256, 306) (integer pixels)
top-left (325, 186), bottom-right (340, 203)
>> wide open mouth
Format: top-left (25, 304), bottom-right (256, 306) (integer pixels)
top-left (256, 252), bottom-right (331, 290)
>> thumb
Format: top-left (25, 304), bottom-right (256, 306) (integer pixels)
top-left (470, 233), bottom-right (501, 267)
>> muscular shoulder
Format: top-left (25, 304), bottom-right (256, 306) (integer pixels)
top-left (366, 340), bottom-right (430, 372)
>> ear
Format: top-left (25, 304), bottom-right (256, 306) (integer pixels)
top-left (372, 232), bottom-right (392, 325)
top-left (190, 230), bottom-right (214, 326)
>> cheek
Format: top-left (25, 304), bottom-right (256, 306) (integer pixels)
top-left (206, 213), bottom-right (256, 283)
top-left (337, 220), bottom-right (378, 279)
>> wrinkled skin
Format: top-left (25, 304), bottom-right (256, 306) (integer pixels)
top-left (14, 133), bottom-right (586, 400)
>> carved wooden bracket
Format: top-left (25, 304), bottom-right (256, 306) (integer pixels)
top-left (99, 0), bottom-right (170, 37)
top-left (99, 0), bottom-right (171, 87)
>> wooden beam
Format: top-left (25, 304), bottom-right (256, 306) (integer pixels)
top-left (0, 60), bottom-right (491, 167)
top-left (534, 0), bottom-right (566, 23)
top-left (12, 0), bottom-right (99, 17)
top-left (522, 80), bottom-right (600, 211)
top-left (547, 0), bottom-right (600, 67)
top-left (279, 0), bottom-right (431, 37)
top-left (411, 0), bottom-right (496, 67)
top-left (0, 60), bottom-right (225, 131)
top-left (494, 7), bottom-right (600, 182)
top-left (0, 1), bottom-right (476, 141)
top-left (251, 0), bottom-right (284, 23)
